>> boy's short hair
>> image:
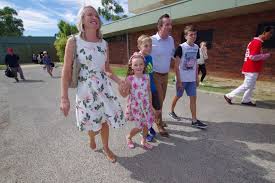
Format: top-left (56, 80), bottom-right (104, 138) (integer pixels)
top-left (184, 25), bottom-right (197, 36)
top-left (137, 34), bottom-right (152, 49)
top-left (262, 26), bottom-right (274, 34)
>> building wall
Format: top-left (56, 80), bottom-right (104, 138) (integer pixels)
top-left (107, 10), bottom-right (275, 80)
top-left (0, 37), bottom-right (58, 65)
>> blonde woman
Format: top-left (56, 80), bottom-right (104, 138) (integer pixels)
top-left (60, 6), bottom-right (126, 163)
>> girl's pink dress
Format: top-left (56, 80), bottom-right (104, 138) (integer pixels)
top-left (125, 74), bottom-right (154, 129)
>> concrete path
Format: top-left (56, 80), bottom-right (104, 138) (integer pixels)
top-left (0, 66), bottom-right (275, 183)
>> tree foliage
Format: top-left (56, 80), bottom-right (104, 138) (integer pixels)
top-left (98, 0), bottom-right (127, 21)
top-left (0, 7), bottom-right (24, 36)
top-left (54, 20), bottom-right (78, 62)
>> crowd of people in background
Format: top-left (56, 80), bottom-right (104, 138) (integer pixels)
top-left (4, 49), bottom-right (55, 81)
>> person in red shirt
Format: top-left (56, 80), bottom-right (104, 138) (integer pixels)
top-left (224, 26), bottom-right (273, 106)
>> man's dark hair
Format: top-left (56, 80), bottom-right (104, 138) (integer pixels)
top-left (157, 14), bottom-right (170, 29)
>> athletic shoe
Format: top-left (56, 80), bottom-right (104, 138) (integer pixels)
top-left (224, 95), bottom-right (232, 105)
top-left (168, 111), bottom-right (180, 120)
top-left (192, 120), bottom-right (208, 129)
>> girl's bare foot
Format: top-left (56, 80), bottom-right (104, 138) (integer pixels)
top-left (89, 137), bottom-right (96, 150)
top-left (103, 147), bottom-right (116, 163)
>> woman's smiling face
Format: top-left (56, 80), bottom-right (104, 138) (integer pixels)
top-left (82, 7), bottom-right (100, 31)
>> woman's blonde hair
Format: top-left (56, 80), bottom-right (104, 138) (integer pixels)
top-left (137, 34), bottom-right (152, 49)
top-left (76, 6), bottom-right (102, 39)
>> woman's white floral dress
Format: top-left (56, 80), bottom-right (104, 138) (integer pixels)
top-left (75, 35), bottom-right (125, 131)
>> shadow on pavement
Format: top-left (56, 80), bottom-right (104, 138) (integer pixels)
top-left (117, 120), bottom-right (275, 183)
top-left (15, 79), bottom-right (44, 83)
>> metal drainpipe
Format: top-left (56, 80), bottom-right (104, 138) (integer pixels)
top-left (126, 32), bottom-right (130, 64)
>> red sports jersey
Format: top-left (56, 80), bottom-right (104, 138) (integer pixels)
top-left (242, 37), bottom-right (264, 73)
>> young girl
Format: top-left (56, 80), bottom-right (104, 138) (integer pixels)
top-left (122, 52), bottom-right (154, 149)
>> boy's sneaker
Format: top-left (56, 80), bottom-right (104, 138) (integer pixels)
top-left (192, 120), bottom-right (207, 129)
top-left (146, 134), bottom-right (154, 142)
top-left (15, 78), bottom-right (19, 82)
top-left (169, 111), bottom-right (180, 120)
top-left (149, 127), bottom-right (156, 137)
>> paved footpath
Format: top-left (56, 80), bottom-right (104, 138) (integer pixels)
top-left (0, 65), bottom-right (275, 183)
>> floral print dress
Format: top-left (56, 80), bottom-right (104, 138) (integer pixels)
top-left (125, 74), bottom-right (154, 129)
top-left (75, 35), bottom-right (125, 132)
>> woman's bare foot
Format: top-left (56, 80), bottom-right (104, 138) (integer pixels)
top-left (103, 147), bottom-right (116, 163)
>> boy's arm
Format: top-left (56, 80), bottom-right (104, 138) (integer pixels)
top-left (174, 56), bottom-right (181, 83)
top-left (249, 41), bottom-right (270, 61)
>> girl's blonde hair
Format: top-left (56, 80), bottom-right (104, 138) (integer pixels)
top-left (76, 6), bottom-right (102, 39)
top-left (127, 52), bottom-right (146, 76)
top-left (137, 34), bottom-right (152, 49)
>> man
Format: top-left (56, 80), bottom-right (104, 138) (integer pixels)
top-left (5, 48), bottom-right (25, 82)
top-left (151, 14), bottom-right (175, 137)
top-left (224, 26), bottom-right (273, 106)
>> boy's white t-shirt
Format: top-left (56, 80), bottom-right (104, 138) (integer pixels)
top-left (178, 42), bottom-right (199, 82)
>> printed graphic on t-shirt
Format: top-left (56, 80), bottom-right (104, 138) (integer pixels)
top-left (146, 62), bottom-right (153, 74)
top-left (182, 51), bottom-right (197, 70)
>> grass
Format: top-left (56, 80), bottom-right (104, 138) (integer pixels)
top-left (110, 65), bottom-right (275, 103)
top-left (111, 66), bottom-right (128, 77)
top-left (0, 65), bottom-right (6, 70)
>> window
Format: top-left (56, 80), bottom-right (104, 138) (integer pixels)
top-left (105, 35), bottom-right (126, 42)
top-left (256, 23), bottom-right (275, 48)
top-left (181, 29), bottom-right (214, 49)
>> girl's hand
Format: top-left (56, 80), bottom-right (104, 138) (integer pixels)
top-left (60, 97), bottom-right (70, 117)
top-left (118, 80), bottom-right (130, 97)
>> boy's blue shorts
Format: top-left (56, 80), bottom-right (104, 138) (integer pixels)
top-left (176, 81), bottom-right (197, 97)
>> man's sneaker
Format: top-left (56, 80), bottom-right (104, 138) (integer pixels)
top-left (192, 120), bottom-right (207, 129)
top-left (169, 111), bottom-right (180, 120)
top-left (15, 78), bottom-right (19, 82)
top-left (241, 101), bottom-right (256, 107)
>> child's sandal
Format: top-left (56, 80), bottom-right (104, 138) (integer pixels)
top-left (141, 141), bottom-right (153, 150)
top-left (127, 138), bottom-right (135, 149)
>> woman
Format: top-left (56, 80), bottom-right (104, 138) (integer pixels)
top-left (60, 6), bottom-right (126, 163)
top-left (197, 41), bottom-right (208, 85)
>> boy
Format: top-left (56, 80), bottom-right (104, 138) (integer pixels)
top-left (138, 34), bottom-right (162, 141)
top-left (224, 26), bottom-right (273, 106)
top-left (169, 25), bottom-right (207, 129)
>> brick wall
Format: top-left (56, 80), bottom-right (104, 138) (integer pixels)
top-left (107, 10), bottom-right (275, 80)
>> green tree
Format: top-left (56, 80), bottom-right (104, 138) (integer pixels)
top-left (98, 0), bottom-right (127, 21)
top-left (0, 7), bottom-right (24, 36)
top-left (54, 20), bottom-right (78, 62)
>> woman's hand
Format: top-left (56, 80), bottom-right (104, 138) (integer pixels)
top-left (118, 79), bottom-right (130, 97)
top-left (60, 97), bottom-right (70, 117)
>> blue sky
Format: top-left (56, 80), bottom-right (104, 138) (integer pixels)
top-left (0, 0), bottom-right (129, 36)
